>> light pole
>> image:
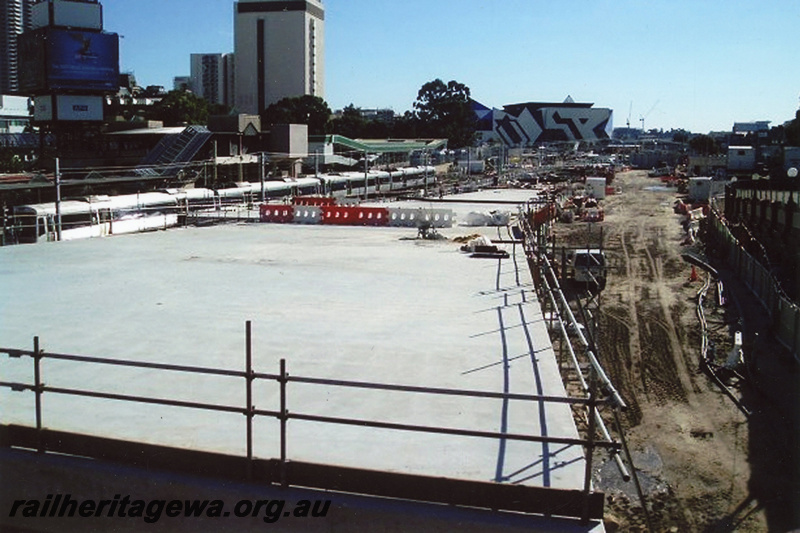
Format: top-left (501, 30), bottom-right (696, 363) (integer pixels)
top-left (55, 158), bottom-right (62, 241)
top-left (259, 152), bottom-right (265, 203)
top-left (364, 149), bottom-right (369, 197)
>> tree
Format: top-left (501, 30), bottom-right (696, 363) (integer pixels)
top-left (391, 111), bottom-right (421, 139)
top-left (147, 89), bottom-right (209, 126)
top-left (329, 104), bottom-right (366, 138)
top-left (363, 118), bottom-right (390, 139)
top-left (413, 79), bottom-right (477, 148)
top-left (688, 134), bottom-right (720, 156)
top-left (260, 95), bottom-right (331, 135)
top-left (0, 148), bottom-right (24, 173)
top-left (671, 129), bottom-right (690, 143)
top-left (785, 109), bottom-right (800, 147)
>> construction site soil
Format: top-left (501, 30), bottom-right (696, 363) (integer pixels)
top-left (551, 170), bottom-right (799, 532)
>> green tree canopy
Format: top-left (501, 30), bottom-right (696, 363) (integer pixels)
top-left (328, 104), bottom-right (395, 139)
top-left (392, 111), bottom-right (421, 139)
top-left (0, 148), bottom-right (25, 173)
top-left (785, 109), bottom-right (800, 147)
top-left (413, 79), bottom-right (476, 148)
top-left (329, 104), bottom-right (367, 138)
top-left (688, 134), bottom-right (720, 156)
top-left (260, 95), bottom-right (331, 135)
top-left (671, 129), bottom-right (690, 143)
top-left (147, 89), bottom-right (209, 126)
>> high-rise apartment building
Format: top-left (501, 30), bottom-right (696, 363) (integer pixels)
top-left (0, 0), bottom-right (35, 94)
top-left (190, 53), bottom-right (235, 108)
top-left (191, 54), bottom-right (224, 105)
top-left (174, 76), bottom-right (191, 91)
top-left (234, 0), bottom-right (324, 115)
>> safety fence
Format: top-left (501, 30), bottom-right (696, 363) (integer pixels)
top-left (0, 324), bottom-right (618, 523)
top-left (517, 204), bottom-right (658, 530)
top-left (259, 203), bottom-right (455, 228)
top-left (708, 207), bottom-right (800, 359)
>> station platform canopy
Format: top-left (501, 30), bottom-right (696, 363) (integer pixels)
top-left (310, 134), bottom-right (447, 154)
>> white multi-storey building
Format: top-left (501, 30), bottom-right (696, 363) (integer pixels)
top-left (234, 0), bottom-right (324, 115)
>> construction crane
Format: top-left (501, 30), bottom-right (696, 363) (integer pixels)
top-left (639, 100), bottom-right (659, 132)
top-left (626, 101), bottom-right (632, 129)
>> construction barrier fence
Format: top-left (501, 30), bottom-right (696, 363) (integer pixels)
top-left (293, 205), bottom-right (323, 224)
top-left (259, 204), bottom-right (295, 223)
top-left (708, 208), bottom-right (800, 359)
top-left (320, 206), bottom-right (390, 226)
top-left (259, 202), bottom-right (454, 229)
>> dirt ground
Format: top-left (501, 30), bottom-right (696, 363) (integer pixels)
top-left (549, 170), bottom-right (799, 532)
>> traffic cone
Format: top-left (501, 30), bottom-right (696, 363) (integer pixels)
top-left (689, 266), bottom-right (699, 282)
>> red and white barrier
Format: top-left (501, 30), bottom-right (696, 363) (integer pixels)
top-left (260, 204), bottom-right (295, 223)
top-left (260, 198), bottom-right (454, 229)
top-left (321, 206), bottom-right (390, 226)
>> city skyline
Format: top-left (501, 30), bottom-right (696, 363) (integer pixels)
top-left (100, 0), bottom-right (800, 134)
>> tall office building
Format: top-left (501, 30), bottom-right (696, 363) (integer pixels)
top-left (0, 0), bottom-right (35, 94)
top-left (234, 0), bottom-right (324, 115)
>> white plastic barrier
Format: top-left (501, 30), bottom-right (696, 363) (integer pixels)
top-left (388, 208), bottom-right (454, 228)
top-left (463, 210), bottom-right (511, 227)
top-left (293, 205), bottom-right (322, 224)
top-left (388, 208), bottom-right (419, 228)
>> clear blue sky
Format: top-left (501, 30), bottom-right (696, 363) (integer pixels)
top-left (101, 0), bottom-right (799, 134)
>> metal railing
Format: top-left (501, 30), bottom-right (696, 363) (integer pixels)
top-left (518, 203), bottom-right (657, 532)
top-left (1, 322), bottom-right (620, 523)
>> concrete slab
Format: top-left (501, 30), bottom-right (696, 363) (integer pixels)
top-left (0, 190), bottom-right (587, 493)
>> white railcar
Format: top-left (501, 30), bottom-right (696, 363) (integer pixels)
top-left (13, 193), bottom-right (179, 243)
top-left (10, 166), bottom-right (436, 244)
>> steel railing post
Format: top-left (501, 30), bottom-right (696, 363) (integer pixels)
top-left (245, 321), bottom-right (254, 480)
top-left (581, 368), bottom-right (598, 525)
top-left (280, 358), bottom-right (287, 487)
top-left (33, 336), bottom-right (43, 453)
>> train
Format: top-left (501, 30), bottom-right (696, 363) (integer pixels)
top-left (9, 166), bottom-right (435, 244)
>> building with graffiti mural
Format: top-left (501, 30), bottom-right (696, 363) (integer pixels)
top-left (473, 97), bottom-right (613, 147)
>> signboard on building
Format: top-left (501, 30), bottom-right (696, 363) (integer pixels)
top-left (33, 95), bottom-right (54, 122)
top-left (19, 28), bottom-right (119, 93)
top-left (47, 29), bottom-right (119, 91)
top-left (32, 0), bottom-right (104, 31)
top-left (34, 94), bottom-right (104, 122)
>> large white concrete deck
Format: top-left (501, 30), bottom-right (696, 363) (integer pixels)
top-left (0, 190), bottom-right (587, 491)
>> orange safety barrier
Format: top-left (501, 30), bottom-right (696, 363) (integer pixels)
top-left (321, 205), bottom-right (390, 226)
top-left (260, 204), bottom-right (295, 223)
